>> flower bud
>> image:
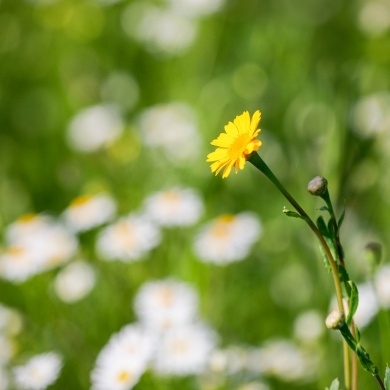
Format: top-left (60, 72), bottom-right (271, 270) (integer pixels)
top-left (325, 310), bottom-right (345, 330)
top-left (307, 176), bottom-right (328, 196)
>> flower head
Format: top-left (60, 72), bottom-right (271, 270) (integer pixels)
top-left (13, 352), bottom-right (63, 390)
top-left (207, 110), bottom-right (262, 178)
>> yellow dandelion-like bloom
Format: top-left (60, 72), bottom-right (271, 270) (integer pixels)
top-left (207, 110), bottom-right (262, 178)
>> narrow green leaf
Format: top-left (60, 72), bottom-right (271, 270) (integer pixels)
top-left (319, 244), bottom-right (332, 272)
top-left (338, 265), bottom-right (350, 283)
top-left (355, 324), bottom-right (361, 343)
top-left (356, 343), bottom-right (378, 375)
top-left (316, 216), bottom-right (328, 236)
top-left (346, 281), bottom-right (359, 325)
top-left (384, 366), bottom-right (390, 390)
top-left (338, 207), bottom-right (346, 229)
top-left (283, 207), bottom-right (304, 220)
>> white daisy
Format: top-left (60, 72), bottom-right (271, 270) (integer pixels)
top-left (63, 194), bottom-right (117, 233)
top-left (208, 346), bottom-right (249, 375)
top-left (95, 214), bottom-right (161, 262)
top-left (122, 3), bottom-right (197, 56)
top-left (193, 212), bottom-right (262, 264)
top-left (330, 282), bottom-right (379, 329)
top-left (4, 214), bottom-right (78, 275)
top-left (293, 310), bottom-right (324, 344)
top-left (53, 260), bottom-right (96, 303)
top-left (5, 214), bottom-right (51, 244)
top-left (238, 382), bottom-right (270, 390)
top-left (0, 367), bottom-right (9, 390)
top-left (142, 187), bottom-right (203, 227)
top-left (0, 245), bottom-right (44, 283)
top-left (350, 92), bottom-right (390, 138)
top-left (137, 102), bottom-right (200, 162)
top-left (152, 322), bottom-right (217, 376)
top-left (166, 0), bottom-right (225, 17)
top-left (358, 0), bottom-right (390, 37)
top-left (13, 352), bottom-right (63, 390)
top-left (134, 279), bottom-right (198, 330)
top-left (250, 339), bottom-right (315, 382)
top-left (66, 104), bottom-right (124, 153)
top-left (91, 324), bottom-right (155, 390)
top-left (374, 264), bottom-right (390, 309)
top-left (91, 357), bottom-right (141, 390)
top-left (96, 324), bottom-right (155, 370)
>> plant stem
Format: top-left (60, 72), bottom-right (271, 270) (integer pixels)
top-left (248, 152), bottom-right (350, 387)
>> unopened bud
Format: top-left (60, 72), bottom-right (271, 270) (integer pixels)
top-left (307, 176), bottom-right (328, 196)
top-left (325, 310), bottom-right (345, 330)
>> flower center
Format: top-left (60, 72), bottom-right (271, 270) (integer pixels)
top-left (157, 286), bottom-right (174, 307)
top-left (117, 370), bottom-right (132, 383)
top-left (71, 195), bottom-right (92, 207)
top-left (228, 134), bottom-right (250, 158)
top-left (18, 213), bottom-right (37, 223)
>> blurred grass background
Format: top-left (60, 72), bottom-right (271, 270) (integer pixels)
top-left (1, 0), bottom-right (390, 389)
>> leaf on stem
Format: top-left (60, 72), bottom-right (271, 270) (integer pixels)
top-left (346, 281), bottom-right (359, 326)
top-left (338, 207), bottom-right (346, 229)
top-left (282, 207), bottom-right (305, 220)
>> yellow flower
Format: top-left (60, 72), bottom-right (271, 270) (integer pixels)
top-left (207, 110), bottom-right (262, 178)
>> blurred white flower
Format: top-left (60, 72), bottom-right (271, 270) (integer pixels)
top-left (122, 3), bottom-right (197, 56)
top-left (293, 310), bottom-right (324, 344)
top-left (358, 0), bottom-right (390, 37)
top-left (5, 214), bottom-right (50, 244)
top-left (91, 324), bottom-right (155, 390)
top-left (152, 323), bottom-right (217, 375)
top-left (53, 260), bottom-right (96, 303)
top-left (13, 352), bottom-right (63, 390)
top-left (0, 367), bottom-right (9, 390)
top-left (193, 212), bottom-right (262, 264)
top-left (66, 104), bottom-right (124, 153)
top-left (96, 214), bottom-right (161, 262)
top-left (238, 382), bottom-right (270, 390)
top-left (251, 339), bottom-right (315, 382)
top-left (63, 194), bottom-right (117, 233)
top-left (208, 346), bottom-right (249, 375)
top-left (91, 355), bottom-right (142, 390)
top-left (350, 93), bottom-right (390, 138)
top-left (0, 245), bottom-right (44, 284)
top-left (96, 324), bottom-right (156, 369)
top-left (143, 187), bottom-right (203, 227)
top-left (330, 282), bottom-right (379, 329)
top-left (4, 213), bottom-right (78, 275)
top-left (353, 283), bottom-right (379, 328)
top-left (166, 0), bottom-right (225, 17)
top-left (138, 102), bottom-right (201, 162)
top-left (374, 264), bottom-right (390, 309)
top-left (134, 279), bottom-right (198, 330)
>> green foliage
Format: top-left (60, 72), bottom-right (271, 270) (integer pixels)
top-left (345, 281), bottom-right (359, 326)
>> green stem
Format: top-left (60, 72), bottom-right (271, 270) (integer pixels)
top-left (320, 190), bottom-right (345, 267)
top-left (247, 152), bottom-right (385, 390)
top-left (248, 152), bottom-right (349, 387)
top-left (248, 153), bottom-right (345, 312)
